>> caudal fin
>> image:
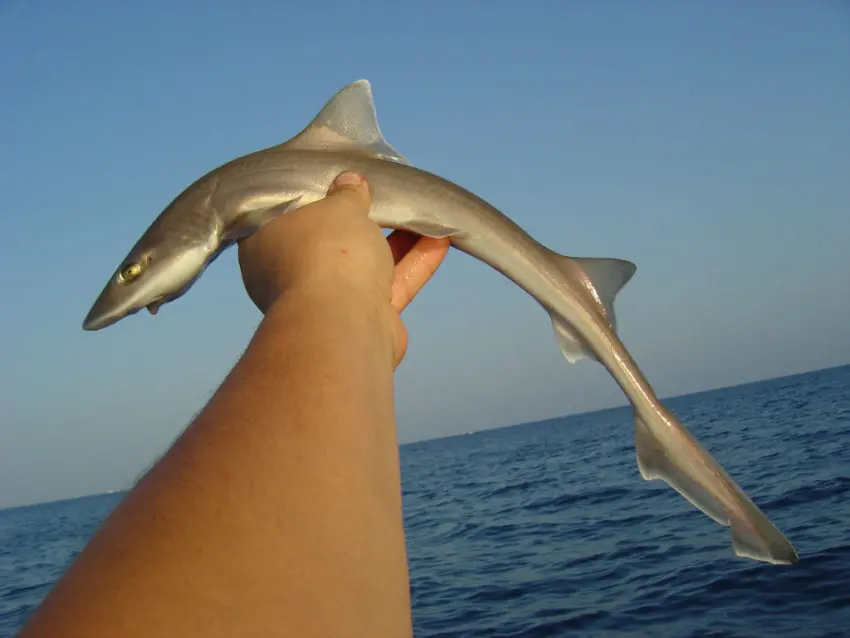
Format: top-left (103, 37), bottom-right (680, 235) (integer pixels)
top-left (634, 411), bottom-right (798, 565)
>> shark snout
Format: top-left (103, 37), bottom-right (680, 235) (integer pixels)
top-left (82, 303), bottom-right (124, 331)
top-left (82, 287), bottom-right (143, 331)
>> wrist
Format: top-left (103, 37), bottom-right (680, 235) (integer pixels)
top-left (262, 283), bottom-right (398, 365)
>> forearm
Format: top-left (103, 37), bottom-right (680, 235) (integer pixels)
top-left (21, 288), bottom-right (412, 638)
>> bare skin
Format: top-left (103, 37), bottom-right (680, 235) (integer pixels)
top-left (20, 172), bottom-right (450, 638)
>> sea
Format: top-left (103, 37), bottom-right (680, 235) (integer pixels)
top-left (2, 365), bottom-right (849, 637)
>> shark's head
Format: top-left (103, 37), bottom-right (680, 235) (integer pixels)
top-left (82, 236), bottom-right (215, 331)
top-left (83, 185), bottom-right (221, 331)
top-left (83, 79), bottom-right (404, 332)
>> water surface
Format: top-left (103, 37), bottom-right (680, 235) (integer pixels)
top-left (3, 366), bottom-right (849, 636)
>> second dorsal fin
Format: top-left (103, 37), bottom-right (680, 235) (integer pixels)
top-left (280, 80), bottom-right (410, 164)
top-left (547, 254), bottom-right (637, 364)
top-left (570, 256), bottom-right (637, 332)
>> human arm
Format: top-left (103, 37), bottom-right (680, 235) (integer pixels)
top-left (20, 172), bottom-right (450, 638)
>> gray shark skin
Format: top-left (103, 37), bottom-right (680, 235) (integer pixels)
top-left (83, 80), bottom-right (798, 565)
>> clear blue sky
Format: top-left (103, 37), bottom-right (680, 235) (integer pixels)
top-left (1, 1), bottom-right (848, 508)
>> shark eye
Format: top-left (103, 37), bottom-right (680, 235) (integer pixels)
top-left (118, 261), bottom-right (144, 284)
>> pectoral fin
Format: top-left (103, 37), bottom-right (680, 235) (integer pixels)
top-left (397, 220), bottom-right (464, 239)
top-left (225, 197), bottom-right (303, 241)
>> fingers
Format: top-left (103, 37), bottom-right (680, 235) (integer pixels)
top-left (389, 235), bottom-right (451, 313)
top-left (321, 173), bottom-right (450, 315)
top-left (386, 230), bottom-right (420, 263)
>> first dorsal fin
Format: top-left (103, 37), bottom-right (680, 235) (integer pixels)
top-left (280, 80), bottom-right (411, 165)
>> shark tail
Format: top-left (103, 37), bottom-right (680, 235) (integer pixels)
top-left (634, 407), bottom-right (798, 565)
top-left (536, 249), bottom-right (796, 564)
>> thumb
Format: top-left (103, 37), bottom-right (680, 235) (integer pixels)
top-left (326, 171), bottom-right (371, 214)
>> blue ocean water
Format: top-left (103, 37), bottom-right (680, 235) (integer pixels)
top-left (2, 366), bottom-right (849, 637)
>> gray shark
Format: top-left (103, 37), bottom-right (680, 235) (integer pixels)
top-left (83, 80), bottom-right (798, 565)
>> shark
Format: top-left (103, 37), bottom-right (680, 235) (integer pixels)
top-left (83, 80), bottom-right (798, 565)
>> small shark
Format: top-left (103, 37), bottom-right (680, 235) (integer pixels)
top-left (83, 80), bottom-right (798, 565)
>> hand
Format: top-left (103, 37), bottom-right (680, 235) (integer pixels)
top-left (237, 171), bottom-right (451, 368)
